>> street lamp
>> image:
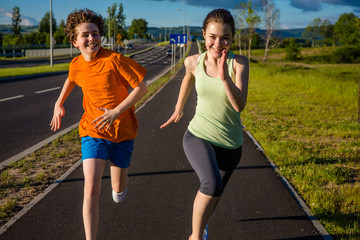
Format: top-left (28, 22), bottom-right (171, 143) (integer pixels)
top-left (50, 0), bottom-right (53, 67)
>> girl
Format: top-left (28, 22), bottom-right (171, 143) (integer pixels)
top-left (161, 8), bottom-right (249, 240)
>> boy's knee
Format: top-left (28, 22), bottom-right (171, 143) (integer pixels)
top-left (84, 183), bottom-right (101, 198)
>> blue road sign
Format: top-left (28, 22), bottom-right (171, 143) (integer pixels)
top-left (170, 34), bottom-right (187, 44)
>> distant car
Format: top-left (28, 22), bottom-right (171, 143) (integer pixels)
top-left (125, 44), bottom-right (133, 50)
top-left (166, 49), bottom-right (172, 56)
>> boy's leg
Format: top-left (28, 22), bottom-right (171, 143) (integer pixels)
top-left (82, 158), bottom-right (106, 240)
top-left (110, 163), bottom-right (129, 193)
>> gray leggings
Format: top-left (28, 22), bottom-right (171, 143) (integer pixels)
top-left (183, 130), bottom-right (242, 197)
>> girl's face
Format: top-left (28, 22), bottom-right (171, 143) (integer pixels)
top-left (203, 21), bottom-right (232, 59)
top-left (73, 22), bottom-right (101, 61)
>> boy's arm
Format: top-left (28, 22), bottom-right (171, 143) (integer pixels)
top-left (50, 78), bottom-right (76, 131)
top-left (93, 81), bottom-right (147, 130)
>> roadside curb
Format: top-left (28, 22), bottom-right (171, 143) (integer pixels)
top-left (245, 130), bottom-right (333, 240)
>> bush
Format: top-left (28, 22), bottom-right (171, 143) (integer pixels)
top-left (331, 47), bottom-right (360, 63)
top-left (285, 38), bottom-right (302, 61)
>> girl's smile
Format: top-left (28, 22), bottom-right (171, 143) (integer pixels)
top-left (203, 22), bottom-right (232, 59)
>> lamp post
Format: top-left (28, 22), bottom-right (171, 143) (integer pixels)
top-left (50, 0), bottom-right (53, 67)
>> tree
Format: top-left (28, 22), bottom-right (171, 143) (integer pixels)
top-left (54, 20), bottom-right (68, 44)
top-left (235, 3), bottom-right (247, 55)
top-left (38, 12), bottom-right (57, 34)
top-left (302, 17), bottom-right (322, 47)
top-left (127, 19), bottom-right (148, 39)
top-left (320, 19), bottom-right (335, 47)
top-left (244, 0), bottom-right (261, 60)
top-left (334, 12), bottom-right (360, 46)
top-left (24, 32), bottom-right (47, 45)
top-left (262, 0), bottom-right (280, 61)
top-left (12, 6), bottom-right (21, 35)
top-left (106, 3), bottom-right (127, 42)
top-left (2, 34), bottom-right (26, 46)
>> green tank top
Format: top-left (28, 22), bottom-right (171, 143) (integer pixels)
top-left (188, 51), bottom-right (243, 149)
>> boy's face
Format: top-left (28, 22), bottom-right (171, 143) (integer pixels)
top-left (73, 23), bottom-right (101, 61)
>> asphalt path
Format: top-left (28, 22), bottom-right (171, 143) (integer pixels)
top-left (0, 44), bottom-right (176, 163)
top-left (0, 43), bottom-right (326, 239)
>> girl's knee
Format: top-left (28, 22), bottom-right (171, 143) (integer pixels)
top-left (200, 177), bottom-right (223, 197)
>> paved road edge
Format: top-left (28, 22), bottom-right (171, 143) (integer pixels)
top-left (246, 130), bottom-right (333, 240)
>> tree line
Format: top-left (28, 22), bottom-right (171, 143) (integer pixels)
top-left (0, 3), bottom-right (149, 47)
top-left (233, 0), bottom-right (360, 62)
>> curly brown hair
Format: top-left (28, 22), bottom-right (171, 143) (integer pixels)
top-left (64, 9), bottom-right (104, 42)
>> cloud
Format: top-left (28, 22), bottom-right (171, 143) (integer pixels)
top-left (0, 8), bottom-right (13, 18)
top-left (289, 0), bottom-right (360, 12)
top-left (149, 0), bottom-right (264, 9)
top-left (0, 8), bottom-right (38, 26)
top-left (290, 0), bottom-right (321, 12)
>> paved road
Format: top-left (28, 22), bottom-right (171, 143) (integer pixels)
top-left (0, 43), bottom-right (326, 239)
top-left (0, 43), bottom-right (153, 69)
top-left (0, 44), bottom-right (176, 163)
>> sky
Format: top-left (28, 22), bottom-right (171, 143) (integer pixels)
top-left (0, 0), bottom-right (360, 30)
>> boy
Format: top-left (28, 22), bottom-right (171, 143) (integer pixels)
top-left (50, 9), bottom-right (147, 240)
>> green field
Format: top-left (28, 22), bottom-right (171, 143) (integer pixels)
top-left (237, 47), bottom-right (360, 239)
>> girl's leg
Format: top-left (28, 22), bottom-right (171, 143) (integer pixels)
top-left (110, 163), bottom-right (128, 193)
top-left (192, 191), bottom-right (219, 240)
top-left (82, 158), bottom-right (106, 240)
top-left (183, 131), bottom-right (222, 240)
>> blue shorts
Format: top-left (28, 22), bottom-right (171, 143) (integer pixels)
top-left (81, 136), bottom-right (134, 168)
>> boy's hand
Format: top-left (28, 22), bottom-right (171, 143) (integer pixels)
top-left (50, 104), bottom-right (65, 132)
top-left (93, 107), bottom-right (119, 131)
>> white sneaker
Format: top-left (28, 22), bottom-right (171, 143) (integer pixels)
top-left (203, 224), bottom-right (208, 240)
top-left (112, 187), bottom-right (128, 203)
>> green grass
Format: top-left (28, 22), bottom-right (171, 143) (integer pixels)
top-left (240, 58), bottom-right (360, 239)
top-left (0, 63), bottom-right (70, 78)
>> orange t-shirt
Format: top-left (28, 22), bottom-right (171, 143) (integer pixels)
top-left (68, 47), bottom-right (147, 143)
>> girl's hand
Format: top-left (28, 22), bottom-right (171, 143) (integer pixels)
top-left (160, 109), bottom-right (183, 129)
top-left (93, 107), bottom-right (119, 131)
top-left (219, 49), bottom-right (229, 81)
top-left (50, 104), bottom-right (65, 132)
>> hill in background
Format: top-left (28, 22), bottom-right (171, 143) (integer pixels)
top-left (147, 26), bottom-right (305, 39)
top-left (0, 24), bottom-right (305, 40)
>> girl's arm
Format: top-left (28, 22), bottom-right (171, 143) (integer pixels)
top-left (50, 78), bottom-right (76, 131)
top-left (160, 55), bottom-right (198, 129)
top-left (93, 81), bottom-right (147, 130)
top-left (220, 50), bottom-right (249, 113)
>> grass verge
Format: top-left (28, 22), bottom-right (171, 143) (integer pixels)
top-left (237, 53), bottom-right (359, 239)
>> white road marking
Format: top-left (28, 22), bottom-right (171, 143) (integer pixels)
top-left (0, 95), bottom-right (24, 102)
top-left (35, 87), bottom-right (60, 94)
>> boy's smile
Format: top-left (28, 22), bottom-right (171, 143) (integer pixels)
top-left (73, 23), bottom-right (101, 61)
